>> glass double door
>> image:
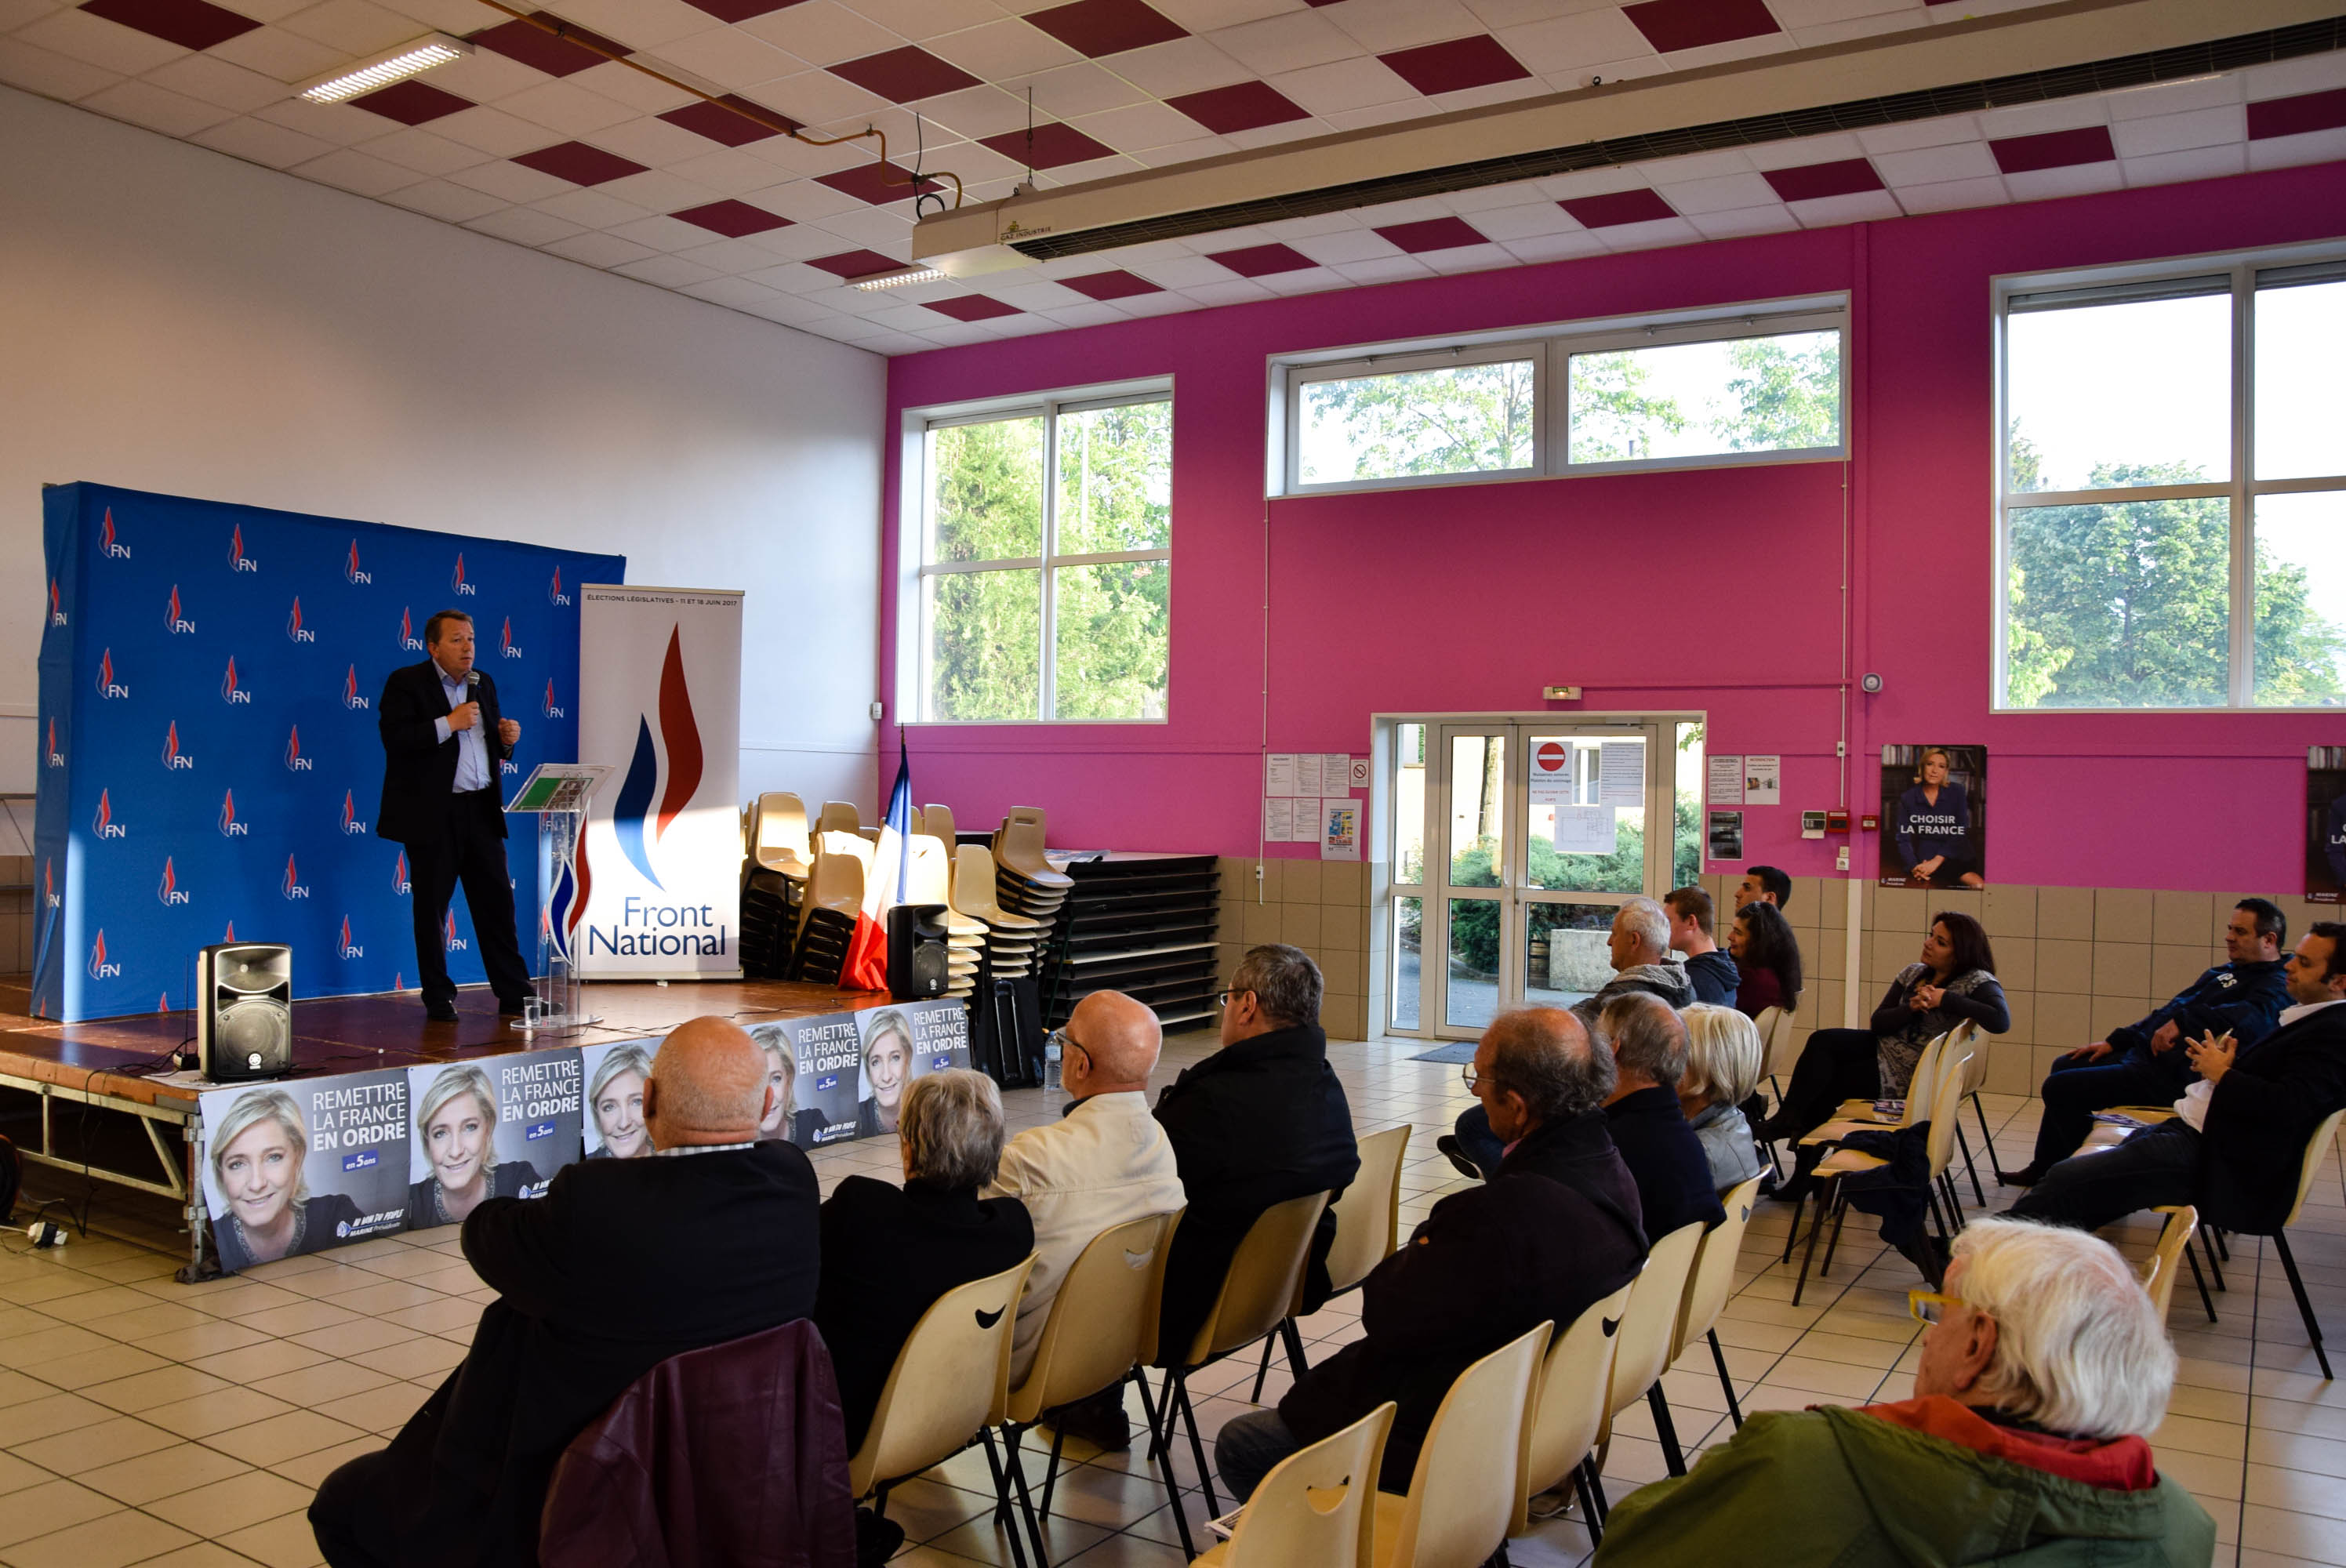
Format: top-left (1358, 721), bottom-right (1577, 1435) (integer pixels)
top-left (1391, 717), bottom-right (1701, 1039)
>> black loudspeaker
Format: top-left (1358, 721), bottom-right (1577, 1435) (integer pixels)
top-left (197, 943), bottom-right (292, 1081)
top-left (887, 905), bottom-right (950, 1000)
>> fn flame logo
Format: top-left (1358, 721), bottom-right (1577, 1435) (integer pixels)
top-left (165, 586), bottom-right (194, 634)
top-left (345, 539), bottom-right (371, 584)
top-left (452, 554), bottom-right (475, 596)
top-left (287, 597), bottom-right (314, 642)
top-left (158, 858), bottom-right (188, 906)
top-left (228, 523), bottom-right (256, 572)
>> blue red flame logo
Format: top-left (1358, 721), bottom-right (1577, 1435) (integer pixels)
top-left (610, 625), bottom-right (703, 891)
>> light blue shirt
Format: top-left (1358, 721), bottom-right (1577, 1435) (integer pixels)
top-left (434, 666), bottom-right (491, 793)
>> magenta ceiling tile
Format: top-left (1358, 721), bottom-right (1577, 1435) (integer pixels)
top-left (469, 15), bottom-right (626, 77)
top-left (1375, 216), bottom-right (1488, 252)
top-left (1208, 241), bottom-right (1316, 278)
top-left (510, 140), bottom-right (648, 186)
top-left (979, 122), bottom-right (1117, 169)
top-left (829, 45), bottom-right (982, 103)
top-left (80, 0), bottom-right (258, 52)
top-left (928, 296), bottom-right (1022, 321)
top-left (1622, 0), bottom-right (1781, 53)
top-left (815, 159), bottom-right (945, 205)
top-left (1560, 188), bottom-right (1676, 227)
top-left (349, 80), bottom-right (471, 125)
top-left (1762, 158), bottom-right (1884, 202)
top-left (1024, 0), bottom-right (1186, 58)
top-left (2249, 85), bottom-right (2346, 140)
top-left (1062, 270), bottom-right (1164, 300)
top-left (1377, 34), bottom-right (1529, 96)
top-left (807, 249), bottom-right (906, 279)
top-left (1989, 125), bottom-right (2116, 174)
top-left (681, 0), bottom-right (801, 20)
top-left (660, 95), bottom-right (796, 144)
top-left (1168, 80), bottom-right (1309, 135)
top-left (672, 199), bottom-right (793, 237)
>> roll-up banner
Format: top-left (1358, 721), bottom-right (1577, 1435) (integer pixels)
top-left (574, 586), bottom-right (743, 979)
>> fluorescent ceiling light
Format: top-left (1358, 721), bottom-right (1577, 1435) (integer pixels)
top-left (297, 34), bottom-right (471, 104)
top-left (850, 264), bottom-right (946, 291)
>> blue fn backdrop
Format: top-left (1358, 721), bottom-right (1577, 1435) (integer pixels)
top-left (34, 483), bottom-right (625, 1022)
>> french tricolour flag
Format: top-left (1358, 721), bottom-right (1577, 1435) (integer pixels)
top-left (841, 737), bottom-right (912, 992)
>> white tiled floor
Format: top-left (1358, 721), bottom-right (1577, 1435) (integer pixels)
top-left (3, 1029), bottom-right (2343, 1566)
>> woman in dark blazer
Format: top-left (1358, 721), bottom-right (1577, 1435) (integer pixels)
top-left (812, 1068), bottom-right (1033, 1455)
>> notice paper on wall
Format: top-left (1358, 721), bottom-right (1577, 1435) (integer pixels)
top-left (1529, 739), bottom-right (1574, 806)
top-left (1320, 797), bottom-right (1360, 860)
top-left (1708, 811), bottom-right (1745, 862)
top-left (1265, 797), bottom-right (1296, 842)
top-left (1745, 755), bottom-right (1781, 806)
top-left (1348, 757), bottom-right (1371, 789)
top-left (1325, 754), bottom-right (1351, 792)
top-left (1267, 753), bottom-right (1297, 797)
top-left (1597, 740), bottom-right (1645, 807)
top-left (1707, 754), bottom-right (1745, 806)
top-left (1295, 753), bottom-right (1324, 797)
top-left (1554, 804), bottom-right (1617, 855)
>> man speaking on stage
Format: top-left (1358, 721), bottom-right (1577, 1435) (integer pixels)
top-left (378, 611), bottom-right (533, 1023)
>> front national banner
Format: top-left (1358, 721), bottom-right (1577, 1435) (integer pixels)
top-left (574, 586), bottom-right (743, 978)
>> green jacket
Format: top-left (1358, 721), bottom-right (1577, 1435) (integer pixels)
top-left (1593, 1406), bottom-right (2216, 1566)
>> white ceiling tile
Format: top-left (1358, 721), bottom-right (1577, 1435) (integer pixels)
top-left (918, 82), bottom-right (1033, 139)
top-left (594, 167), bottom-right (721, 212)
top-left (863, 300), bottom-right (945, 330)
top-left (1766, 0), bottom-right (1917, 24)
top-left (1258, 209), bottom-right (1365, 239)
top-left (1222, 115), bottom-right (1326, 149)
top-left (1128, 133), bottom-right (1229, 163)
top-left (1180, 278), bottom-right (1273, 305)
top-left (1106, 288), bottom-right (1196, 316)
top-left (1105, 37), bottom-right (1249, 99)
top-left (0, 34), bottom-right (124, 98)
top-left (2108, 104), bottom-right (2244, 159)
top-left (680, 274), bottom-right (785, 309)
top-left (364, 0), bottom-right (499, 32)
top-left (2104, 72), bottom-right (2242, 121)
top-left (739, 221), bottom-right (848, 260)
top-left (1187, 221), bottom-right (1276, 249)
top-left (985, 278), bottom-right (1092, 311)
top-left (1535, 165), bottom-right (1649, 201)
top-left (1149, 0), bottom-right (1298, 31)
top-left (583, 113), bottom-right (719, 168)
top-left (1788, 10), bottom-right (1926, 49)
top-left (376, 173), bottom-right (507, 220)
top-left (424, 47), bottom-right (549, 103)
top-left (1592, 215), bottom-right (1701, 249)
top-left (663, 146), bottom-right (789, 194)
top-left (498, 78), bottom-right (637, 136)
top-left (1037, 301), bottom-right (1130, 328)
top-left (141, 53), bottom-right (291, 112)
top-left (445, 156), bottom-right (572, 201)
top-left (427, 103), bottom-right (546, 157)
top-left (1314, 99), bottom-right (1425, 133)
top-left (461, 205), bottom-right (586, 245)
top-left (1854, 114), bottom-right (1978, 155)
top-left (79, 78), bottom-right (236, 136)
top-left (737, 1), bottom-right (904, 67)
top-left (925, 16), bottom-right (1079, 78)
top-left (1975, 96), bottom-right (2108, 140)
top-left (0, 0), bottom-right (66, 28)
top-left (1327, 255), bottom-right (1432, 284)
top-left (816, 205), bottom-right (920, 246)
top-left (2120, 143), bottom-right (2246, 187)
top-left (1124, 254), bottom-right (1236, 288)
top-left (1787, 187), bottom-right (1901, 225)
top-left (2241, 51), bottom-right (2346, 101)
top-left (203, 24), bottom-right (345, 82)
top-left (191, 111), bottom-right (336, 165)
top-left (362, 125), bottom-right (489, 174)
top-left (294, 144), bottom-right (423, 195)
top-left (645, 27), bottom-right (807, 92)
top-left (1320, 0), bottom-right (1478, 55)
top-left (1656, 31), bottom-right (1796, 74)
top-left (1741, 132), bottom-right (1866, 170)
top-left (565, 57), bottom-right (697, 114)
top-left (1257, 55), bottom-right (1404, 114)
top-left (1459, 0), bottom-right (1620, 27)
top-left (612, 252), bottom-right (723, 286)
top-left (1873, 140), bottom-right (1995, 186)
top-left (1465, 199), bottom-right (1576, 240)
top-left (862, 0), bottom-right (1008, 42)
top-left (1890, 173), bottom-right (2007, 213)
top-left (1999, 161), bottom-right (2124, 202)
top-left (1287, 228), bottom-right (1401, 264)
top-left (1429, 76), bottom-right (1547, 113)
top-left (1206, 10), bottom-right (1358, 76)
top-left (1651, 170), bottom-right (1777, 214)
top-left (1684, 204), bottom-right (1798, 239)
top-left (532, 185), bottom-right (649, 227)
top-left (1349, 194), bottom-right (1451, 227)
top-left (1414, 241), bottom-right (1513, 274)
top-left (539, 229), bottom-right (659, 267)
top-left (738, 174), bottom-right (866, 220)
top-left (1495, 9), bottom-right (1651, 76)
top-left (1437, 178), bottom-right (1542, 213)
top-left (999, 58), bottom-right (1146, 117)
top-left (550, 0), bottom-right (718, 51)
top-left (1066, 96), bottom-right (1200, 149)
top-left (753, 66), bottom-right (889, 126)
top-left (1630, 147), bottom-right (1753, 184)
top-left (1496, 230), bottom-right (1607, 263)
top-left (672, 234), bottom-right (786, 272)
top-left (275, 0), bottom-right (426, 56)
top-left (2246, 126), bottom-right (2346, 171)
top-left (1077, 235), bottom-right (1196, 265)
top-left (251, 94), bottom-right (381, 143)
top-left (737, 289), bottom-right (832, 323)
top-left (606, 211), bottom-right (722, 250)
top-left (1033, 149), bottom-right (1145, 183)
top-left (743, 259), bottom-right (846, 292)
top-left (14, 8), bottom-right (186, 74)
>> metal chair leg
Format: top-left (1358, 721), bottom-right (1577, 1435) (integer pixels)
top-left (1709, 1329), bottom-right (1745, 1428)
top-left (1571, 1461), bottom-right (1604, 1545)
top-left (1646, 1382), bottom-right (1686, 1476)
top-left (1037, 1421), bottom-right (1068, 1521)
top-left (1792, 1179), bottom-right (1832, 1307)
top-left (1970, 1091), bottom-right (2003, 1185)
top-left (1280, 1317), bottom-right (1310, 1380)
top-left (2199, 1229), bottom-right (2226, 1294)
top-left (1007, 1428), bottom-right (1051, 1567)
top-left (1781, 1185), bottom-right (1807, 1265)
top-left (1247, 1331), bottom-right (1276, 1403)
top-left (2213, 1227), bottom-right (2232, 1264)
top-left (1820, 1186), bottom-right (1851, 1279)
top-left (2183, 1238), bottom-right (2217, 1324)
top-left (976, 1428), bottom-right (1034, 1568)
top-left (2275, 1232), bottom-right (2334, 1381)
top-left (1130, 1370), bottom-right (1197, 1562)
top-left (1174, 1369), bottom-right (1221, 1518)
top-left (1583, 1456), bottom-right (1611, 1523)
top-left (1953, 1118), bottom-right (1986, 1208)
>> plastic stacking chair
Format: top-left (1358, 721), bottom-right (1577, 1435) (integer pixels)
top-left (1950, 1038), bottom-right (1999, 1203)
top-left (1514, 1283), bottom-right (1631, 1544)
top-left (1792, 1036), bottom-right (1974, 1306)
top-left (848, 1255), bottom-right (1037, 1568)
top-left (790, 848), bottom-right (863, 986)
top-left (1674, 1176), bottom-right (1765, 1430)
top-left (2143, 1205), bottom-right (2215, 1326)
top-left (956, 844), bottom-right (1044, 982)
top-left (922, 803), bottom-right (957, 846)
top-left (816, 800), bottom-right (859, 836)
top-left (1781, 1025), bottom-right (1964, 1276)
top-left (990, 1211), bottom-right (1184, 1565)
top-left (1592, 1221), bottom-right (1707, 1487)
top-left (2214, 1109), bottom-right (2346, 1378)
top-left (1250, 1125), bottom-right (1411, 1402)
top-left (1367, 1322), bottom-right (1550, 1568)
top-left (752, 792), bottom-right (811, 878)
top-left (1194, 1402), bottom-right (1393, 1568)
top-left (1150, 1192), bottom-right (1332, 1535)
top-left (1757, 1007), bottom-right (1799, 1110)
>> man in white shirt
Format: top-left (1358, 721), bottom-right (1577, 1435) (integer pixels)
top-left (984, 988), bottom-right (1186, 1449)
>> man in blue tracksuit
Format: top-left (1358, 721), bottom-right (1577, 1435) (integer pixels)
top-left (2006, 898), bottom-right (2290, 1185)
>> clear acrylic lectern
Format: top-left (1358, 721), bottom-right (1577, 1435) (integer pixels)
top-left (506, 763), bottom-right (609, 1033)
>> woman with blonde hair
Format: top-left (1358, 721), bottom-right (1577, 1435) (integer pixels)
top-left (1680, 1004), bottom-right (1766, 1192)
top-left (585, 1043), bottom-right (655, 1158)
top-left (408, 1063), bottom-right (544, 1226)
top-left (209, 1088), bottom-right (360, 1270)
top-left (750, 1025), bottom-right (826, 1145)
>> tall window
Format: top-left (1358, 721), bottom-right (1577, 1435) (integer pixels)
top-left (914, 391), bottom-right (1171, 722)
top-left (1999, 256), bottom-right (2346, 710)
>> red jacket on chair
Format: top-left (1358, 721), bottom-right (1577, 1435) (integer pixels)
top-left (538, 1318), bottom-right (857, 1568)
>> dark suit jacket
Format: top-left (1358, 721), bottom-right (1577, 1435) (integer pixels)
top-left (1153, 1022), bottom-right (1360, 1366)
top-left (1278, 1111), bottom-right (1646, 1490)
top-left (378, 658), bottom-right (514, 846)
top-left (380, 1141), bottom-right (821, 1568)
top-left (2202, 1000), bottom-right (2346, 1232)
top-left (1607, 1085), bottom-right (1727, 1240)
top-left (810, 1175), bottom-right (1033, 1452)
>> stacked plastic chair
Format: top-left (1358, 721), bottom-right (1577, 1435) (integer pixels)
top-left (921, 803), bottom-right (957, 847)
top-left (906, 833), bottom-right (982, 1000)
top-left (953, 846), bottom-right (1044, 980)
top-left (816, 800), bottom-right (860, 836)
top-left (739, 793), bottom-right (810, 978)
top-left (992, 808), bottom-right (1074, 929)
top-left (789, 831), bottom-right (867, 985)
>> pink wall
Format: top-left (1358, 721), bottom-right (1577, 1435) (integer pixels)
top-left (880, 161), bottom-right (2346, 893)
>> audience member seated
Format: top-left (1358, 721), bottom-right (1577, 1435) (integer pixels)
top-left (1590, 1218), bottom-right (2214, 1564)
top-left (1736, 865), bottom-right (1792, 914)
top-left (1439, 898), bottom-right (1690, 1181)
top-left (308, 1018), bottom-right (821, 1568)
top-left (1681, 1004), bottom-right (1766, 1192)
top-left (1153, 944), bottom-right (1360, 1373)
top-left (1666, 886), bottom-right (1739, 1005)
top-left (2010, 923), bottom-right (2346, 1237)
top-left (2005, 898), bottom-right (2291, 1187)
top-left (982, 989), bottom-right (1186, 1451)
top-left (1756, 912), bottom-right (2009, 1200)
top-left (1599, 992), bottom-right (1727, 1236)
top-left (1215, 1007), bottom-right (1646, 1500)
top-left (1729, 901), bottom-right (1803, 1021)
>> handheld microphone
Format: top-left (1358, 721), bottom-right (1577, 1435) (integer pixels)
top-left (467, 669), bottom-right (481, 690)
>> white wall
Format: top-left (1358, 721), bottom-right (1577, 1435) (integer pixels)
top-left (0, 83), bottom-right (882, 808)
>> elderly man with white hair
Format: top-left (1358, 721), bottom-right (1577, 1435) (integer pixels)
top-left (1591, 1217), bottom-right (2216, 1565)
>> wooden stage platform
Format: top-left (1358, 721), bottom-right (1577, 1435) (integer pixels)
top-left (0, 978), bottom-right (889, 1254)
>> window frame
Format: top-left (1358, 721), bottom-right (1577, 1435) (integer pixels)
top-left (1991, 241), bottom-right (2346, 714)
top-left (899, 377), bottom-right (1175, 726)
top-left (1269, 295), bottom-right (1849, 498)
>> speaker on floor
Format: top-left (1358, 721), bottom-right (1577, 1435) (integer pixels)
top-left (887, 903), bottom-right (950, 1000)
top-left (196, 942), bottom-right (292, 1082)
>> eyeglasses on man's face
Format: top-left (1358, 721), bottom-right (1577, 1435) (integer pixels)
top-left (1459, 1062), bottom-right (1484, 1092)
top-left (1216, 989), bottom-right (1255, 1010)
